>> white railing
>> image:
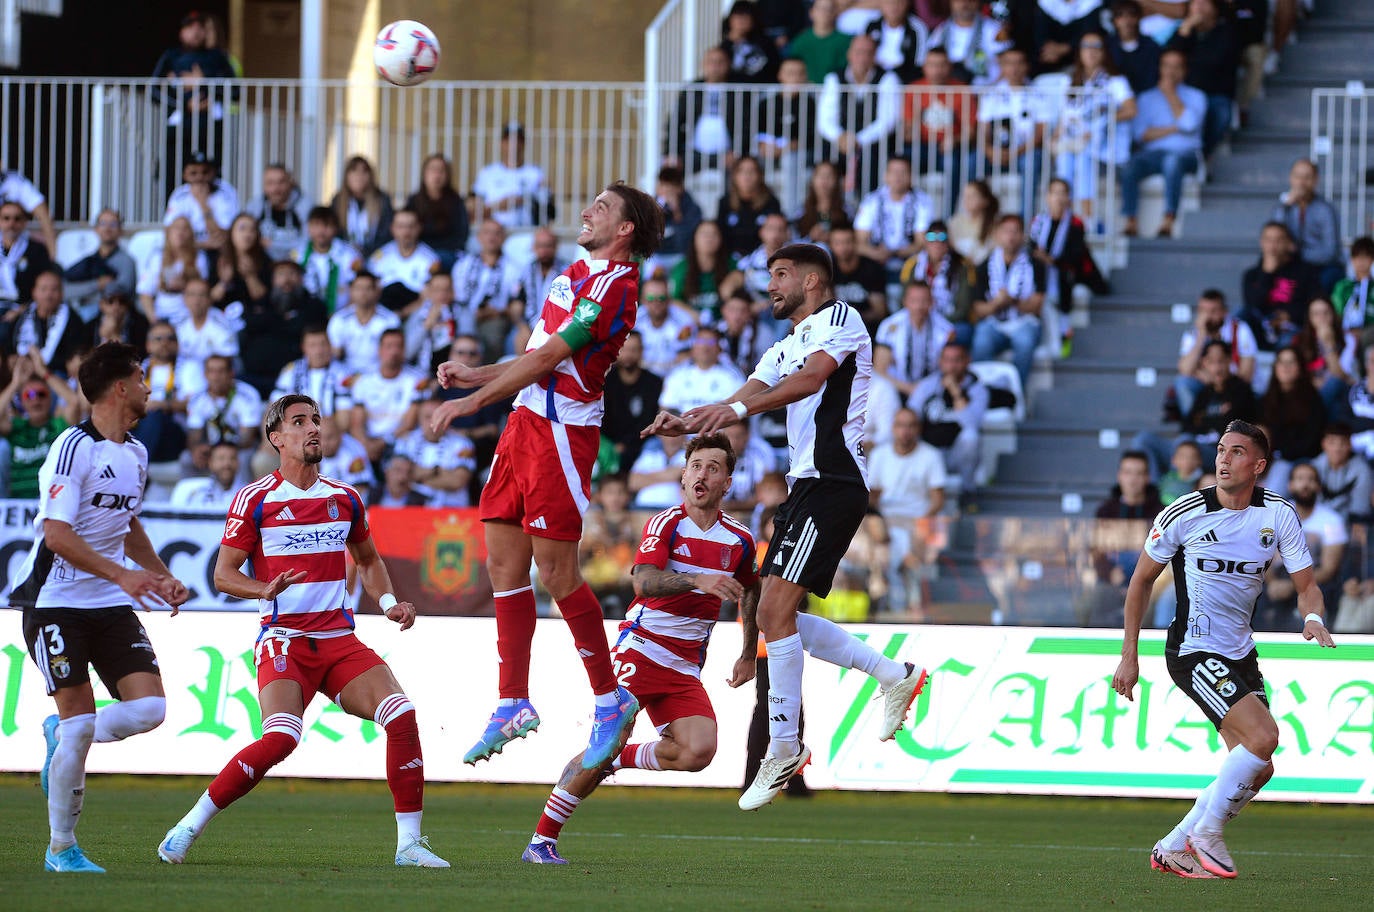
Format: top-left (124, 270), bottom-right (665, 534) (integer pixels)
top-left (1311, 86), bottom-right (1373, 244)
top-left (643, 0), bottom-right (728, 187)
top-left (3, 76), bottom-right (1119, 249)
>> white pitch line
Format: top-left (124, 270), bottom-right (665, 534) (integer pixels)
top-left (469, 828), bottom-right (1368, 860)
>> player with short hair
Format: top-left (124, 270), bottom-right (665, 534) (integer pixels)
top-left (1113, 419), bottom-right (1336, 879)
top-left (8, 341), bottom-right (188, 873)
top-left (430, 182), bottom-right (665, 771)
top-left (157, 393), bottom-right (448, 868)
top-left (521, 433), bottom-right (760, 863)
top-left (644, 242), bottom-right (929, 811)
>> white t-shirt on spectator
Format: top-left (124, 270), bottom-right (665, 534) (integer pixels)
top-left (327, 304), bottom-right (402, 375)
top-left (629, 442), bottom-right (688, 510)
top-left (169, 476), bottom-right (237, 510)
top-left (173, 310), bottom-right (239, 362)
top-left (319, 432), bottom-right (375, 488)
top-left (349, 366), bottom-right (426, 439)
top-left (369, 241), bottom-right (440, 294)
top-left (450, 252), bottom-right (519, 332)
top-left (868, 440), bottom-right (947, 521)
top-left (1177, 320), bottom-right (1259, 365)
top-left (294, 238), bottom-right (361, 313)
top-left (137, 249), bottom-right (211, 323)
top-left (638, 310), bottom-right (696, 377)
top-left (930, 17), bottom-right (1010, 84)
top-left (472, 161), bottom-right (549, 230)
top-left (186, 380), bottom-right (264, 443)
top-left (864, 373), bottom-right (903, 449)
top-left (163, 180), bottom-right (240, 244)
top-left (978, 82), bottom-right (1056, 152)
top-left (659, 362), bottom-right (745, 414)
top-left (144, 357), bottom-right (207, 407)
top-left (395, 428), bottom-right (478, 508)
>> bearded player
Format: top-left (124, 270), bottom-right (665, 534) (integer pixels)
top-left (157, 394), bottom-right (448, 868)
top-left (430, 182), bottom-right (664, 770)
top-left (522, 433), bottom-right (760, 863)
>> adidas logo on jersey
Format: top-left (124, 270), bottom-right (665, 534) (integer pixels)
top-left (277, 505), bottom-right (296, 521)
top-left (100, 465), bottom-right (117, 479)
top-left (530, 516), bottom-right (548, 530)
top-left (1196, 529), bottom-right (1220, 544)
top-left (674, 543), bottom-right (693, 557)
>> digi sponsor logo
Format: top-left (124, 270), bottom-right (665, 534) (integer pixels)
top-left (1194, 558), bottom-right (1271, 576)
top-left (90, 492), bottom-right (139, 511)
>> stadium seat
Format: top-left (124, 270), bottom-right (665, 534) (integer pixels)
top-left (126, 228), bottom-right (164, 271)
top-left (54, 228), bottom-right (99, 269)
top-left (970, 359), bottom-right (1023, 486)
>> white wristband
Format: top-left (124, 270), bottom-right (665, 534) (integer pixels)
top-left (379, 593), bottom-right (398, 612)
top-left (1304, 612), bottom-right (1325, 627)
top-left (730, 400), bottom-right (748, 420)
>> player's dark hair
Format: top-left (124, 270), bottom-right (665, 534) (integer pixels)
top-left (78, 341), bottom-right (141, 403)
top-left (1224, 419), bottom-right (1270, 460)
top-left (768, 243), bottom-right (834, 288)
top-left (264, 393), bottom-right (320, 450)
top-left (604, 181), bottom-right (666, 260)
top-left (686, 431), bottom-right (736, 474)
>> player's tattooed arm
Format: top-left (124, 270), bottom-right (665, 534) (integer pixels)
top-left (631, 564), bottom-right (702, 597)
top-left (738, 580), bottom-right (760, 654)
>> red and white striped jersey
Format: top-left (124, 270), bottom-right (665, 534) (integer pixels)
top-left (621, 504), bottom-right (759, 676)
top-left (512, 258), bottom-right (640, 426)
top-left (222, 471), bottom-right (370, 639)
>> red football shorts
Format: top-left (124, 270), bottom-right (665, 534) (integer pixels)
top-left (254, 632), bottom-right (385, 702)
top-left (480, 406), bottom-right (599, 541)
top-left (612, 643), bottom-right (715, 729)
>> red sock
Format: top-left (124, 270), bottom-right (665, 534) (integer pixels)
top-left (495, 586), bottom-right (538, 699)
top-left (534, 787), bottom-right (580, 841)
top-left (381, 702), bottom-right (423, 813)
top-left (617, 742), bottom-right (661, 771)
top-left (556, 583), bottom-right (617, 694)
top-left (206, 732), bottom-right (297, 808)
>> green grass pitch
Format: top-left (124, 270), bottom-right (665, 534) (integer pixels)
top-left (2, 775), bottom-right (1370, 911)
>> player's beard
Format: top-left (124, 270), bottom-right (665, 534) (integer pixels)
top-left (771, 289), bottom-right (804, 320)
top-left (302, 448), bottom-right (323, 465)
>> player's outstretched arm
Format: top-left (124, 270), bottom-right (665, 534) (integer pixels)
top-left (435, 357), bottom-right (510, 391)
top-left (347, 536), bottom-right (416, 630)
top-left (124, 516), bottom-right (189, 612)
top-left (673, 379), bottom-right (772, 436)
top-left (728, 580), bottom-right (761, 689)
top-left (1112, 552), bottom-right (1169, 701)
top-left (1291, 566), bottom-right (1337, 647)
top-left (685, 353), bottom-right (838, 436)
top-left (214, 543), bottom-right (308, 602)
top-left (44, 519), bottom-right (176, 612)
top-left (430, 334), bottom-right (574, 434)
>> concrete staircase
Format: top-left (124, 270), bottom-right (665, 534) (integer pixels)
top-left (975, 0), bottom-right (1372, 518)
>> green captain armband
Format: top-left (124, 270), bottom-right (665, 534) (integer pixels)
top-left (556, 297), bottom-right (602, 350)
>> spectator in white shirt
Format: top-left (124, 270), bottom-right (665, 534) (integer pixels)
top-left (327, 271), bottom-right (401, 375)
top-left (868, 406), bottom-right (946, 614)
top-left (818, 33), bottom-right (902, 196)
top-left (138, 216), bottom-right (210, 324)
top-left (908, 341), bottom-right (988, 493)
top-left (512, 227), bottom-right (571, 334)
top-left (395, 396), bottom-right (477, 507)
top-left (864, 0), bottom-right (930, 83)
top-left (271, 324), bottom-right (353, 418)
top-left (718, 290), bottom-right (777, 378)
top-left (722, 420), bottom-right (780, 510)
top-left (0, 164), bottom-right (57, 255)
top-left (930, 0), bottom-right (1009, 84)
top-left (855, 155), bottom-right (932, 280)
top-left (245, 163), bottom-right (313, 261)
top-left (162, 151), bottom-right (239, 251)
top-left (317, 412), bottom-right (375, 497)
top-left (405, 272), bottom-right (461, 372)
top-left (173, 276), bottom-right (238, 361)
top-left (348, 327), bottom-right (426, 466)
top-left (969, 213), bottom-right (1047, 387)
top-left (63, 208), bottom-right (138, 317)
top-left (169, 441), bottom-right (240, 509)
top-left (730, 212), bottom-right (793, 304)
top-left (294, 205), bottom-right (361, 316)
top-left (472, 122), bottom-right (553, 230)
top-left (659, 324), bottom-right (745, 414)
top-left (186, 353), bottom-right (263, 472)
top-left (1175, 287), bottom-right (1257, 417)
top-left (636, 275), bottom-right (695, 376)
top-left (368, 207), bottom-right (440, 314)
top-left (978, 46), bottom-right (1053, 217)
top-left (450, 218), bottom-right (519, 362)
top-left (628, 430), bottom-right (689, 510)
top-left (875, 279), bottom-right (955, 398)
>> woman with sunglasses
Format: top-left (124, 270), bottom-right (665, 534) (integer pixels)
top-left (0, 355), bottom-right (72, 498)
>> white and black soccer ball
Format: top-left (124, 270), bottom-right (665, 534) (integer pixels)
top-left (374, 20), bottom-right (441, 87)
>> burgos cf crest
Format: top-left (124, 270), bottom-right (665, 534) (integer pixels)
top-left (423, 513), bottom-right (478, 596)
top-left (1259, 527), bottom-right (1274, 548)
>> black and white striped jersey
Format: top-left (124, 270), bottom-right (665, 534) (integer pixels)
top-left (749, 299), bottom-right (870, 488)
top-left (1144, 485), bottom-right (1312, 660)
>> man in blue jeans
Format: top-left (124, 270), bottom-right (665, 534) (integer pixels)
top-left (970, 214), bottom-right (1046, 388)
top-left (1120, 49), bottom-right (1207, 239)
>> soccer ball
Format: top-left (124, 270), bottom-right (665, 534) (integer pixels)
top-left (374, 20), bottom-right (441, 87)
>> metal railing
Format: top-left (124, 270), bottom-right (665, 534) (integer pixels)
top-left (643, 0), bottom-right (729, 186)
top-left (1311, 86), bottom-right (1373, 244)
top-left (1, 76), bottom-right (1120, 248)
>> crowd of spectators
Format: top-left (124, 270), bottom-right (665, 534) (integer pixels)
top-left (2, 0), bottom-right (1352, 627)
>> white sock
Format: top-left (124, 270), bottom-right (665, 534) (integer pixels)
top-left (1196, 746), bottom-right (1269, 835)
top-left (765, 633), bottom-right (803, 757)
top-left (634, 742), bottom-right (662, 771)
top-left (1162, 783), bottom-right (1214, 851)
top-left (177, 790), bottom-right (223, 835)
top-left (49, 714), bottom-right (95, 850)
top-left (396, 811), bottom-right (423, 852)
top-left (593, 691), bottom-right (619, 709)
top-left (497, 697), bottom-right (523, 707)
top-left (94, 696), bottom-right (166, 742)
top-left (795, 613), bottom-right (907, 686)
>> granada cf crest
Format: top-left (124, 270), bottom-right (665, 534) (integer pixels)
top-left (274, 655), bottom-right (288, 673)
top-left (721, 545), bottom-right (732, 569)
top-left (327, 497), bottom-right (340, 520)
top-left (423, 513), bottom-right (478, 595)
